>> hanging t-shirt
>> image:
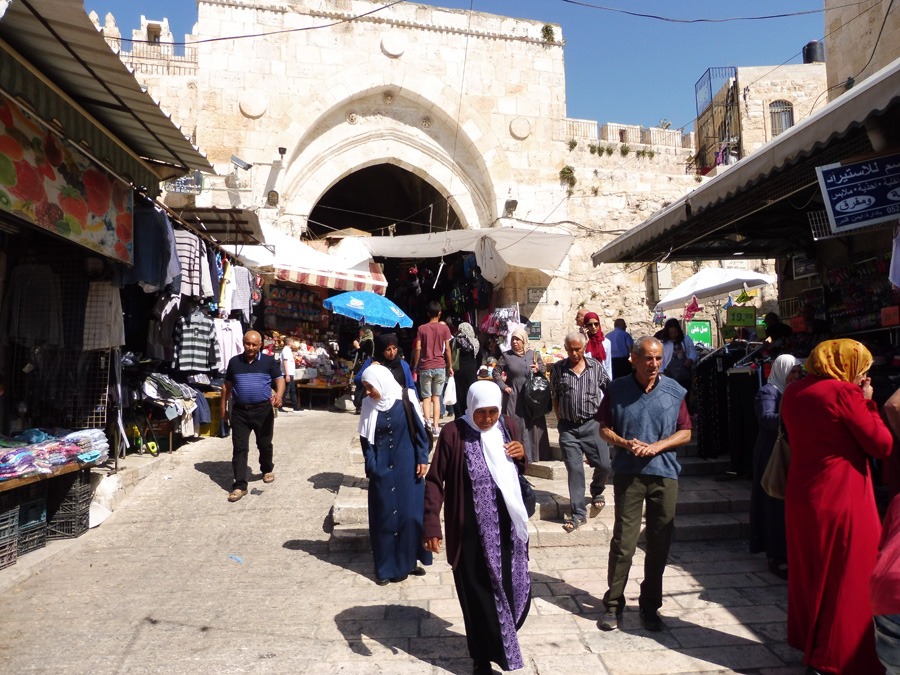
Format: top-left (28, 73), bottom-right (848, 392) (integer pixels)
top-left (416, 322), bottom-right (451, 370)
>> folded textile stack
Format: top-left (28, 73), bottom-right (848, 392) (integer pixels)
top-left (30, 440), bottom-right (85, 466)
top-left (62, 430), bottom-right (110, 465)
top-left (0, 447), bottom-right (51, 481)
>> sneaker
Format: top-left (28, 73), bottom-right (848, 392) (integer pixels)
top-left (639, 607), bottom-right (664, 632)
top-left (431, 425), bottom-right (440, 436)
top-left (598, 611), bottom-right (621, 631)
top-left (293, 409), bottom-right (305, 414)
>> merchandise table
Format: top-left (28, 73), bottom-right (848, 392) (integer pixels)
top-left (0, 462), bottom-right (95, 494)
top-left (295, 382), bottom-right (349, 410)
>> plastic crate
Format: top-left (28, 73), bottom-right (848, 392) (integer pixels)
top-left (0, 504), bottom-right (19, 541)
top-left (18, 497), bottom-right (47, 529)
top-left (47, 510), bottom-right (88, 540)
top-left (0, 534), bottom-right (17, 570)
top-left (53, 483), bottom-right (91, 516)
top-left (18, 522), bottom-right (47, 555)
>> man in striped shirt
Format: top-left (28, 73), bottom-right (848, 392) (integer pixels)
top-left (222, 331), bottom-right (285, 503)
top-left (550, 332), bottom-right (611, 533)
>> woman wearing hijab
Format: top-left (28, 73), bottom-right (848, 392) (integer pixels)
top-left (492, 327), bottom-right (551, 462)
top-left (660, 318), bottom-right (697, 401)
top-left (782, 340), bottom-right (893, 675)
top-left (582, 311), bottom-right (613, 379)
top-left (452, 322), bottom-right (483, 419)
top-left (359, 365), bottom-right (432, 585)
top-left (749, 354), bottom-right (801, 580)
top-left (424, 381), bottom-right (531, 674)
top-left (354, 333), bottom-right (416, 393)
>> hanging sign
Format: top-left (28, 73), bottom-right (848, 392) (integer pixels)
top-left (164, 170), bottom-right (204, 195)
top-left (527, 321), bottom-right (541, 340)
top-left (0, 94), bottom-right (133, 263)
top-left (816, 152), bottom-right (900, 235)
top-left (726, 305), bottom-right (757, 327)
top-left (686, 320), bottom-right (712, 348)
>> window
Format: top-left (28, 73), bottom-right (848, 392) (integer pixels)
top-left (769, 100), bottom-right (794, 138)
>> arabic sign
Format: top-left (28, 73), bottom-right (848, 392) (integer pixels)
top-left (686, 320), bottom-right (712, 348)
top-left (163, 170), bottom-right (204, 195)
top-left (0, 94), bottom-right (133, 263)
top-left (816, 152), bottom-right (900, 234)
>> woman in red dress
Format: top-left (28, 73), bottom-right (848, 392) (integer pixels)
top-left (782, 339), bottom-right (893, 674)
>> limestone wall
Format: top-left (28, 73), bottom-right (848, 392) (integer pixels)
top-left (824, 0), bottom-right (900, 98)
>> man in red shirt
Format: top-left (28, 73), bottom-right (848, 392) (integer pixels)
top-left (412, 301), bottom-right (453, 435)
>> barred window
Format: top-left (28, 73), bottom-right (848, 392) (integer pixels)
top-left (770, 100), bottom-right (794, 137)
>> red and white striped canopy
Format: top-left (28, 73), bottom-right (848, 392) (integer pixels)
top-left (274, 261), bottom-right (387, 295)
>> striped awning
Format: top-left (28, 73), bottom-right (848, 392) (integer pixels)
top-left (274, 261), bottom-right (388, 295)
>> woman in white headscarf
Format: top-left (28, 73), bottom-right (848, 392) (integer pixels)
top-left (359, 365), bottom-right (432, 586)
top-left (749, 354), bottom-right (802, 580)
top-left (423, 381), bottom-right (531, 675)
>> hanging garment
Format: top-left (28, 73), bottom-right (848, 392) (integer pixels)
top-left (0, 264), bottom-right (65, 347)
top-left (82, 282), bottom-right (125, 351)
top-left (174, 229), bottom-right (203, 298)
top-left (230, 265), bottom-right (254, 323)
top-left (219, 259), bottom-right (234, 316)
top-left (213, 318), bottom-right (243, 373)
top-left (174, 310), bottom-right (221, 372)
top-left (199, 240), bottom-right (214, 299)
top-left (119, 206), bottom-right (171, 292)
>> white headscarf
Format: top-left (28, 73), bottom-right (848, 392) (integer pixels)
top-left (358, 364), bottom-right (424, 445)
top-left (463, 381), bottom-right (530, 542)
top-left (767, 354), bottom-right (801, 394)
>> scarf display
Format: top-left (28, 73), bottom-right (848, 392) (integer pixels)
top-left (806, 339), bottom-right (873, 383)
top-left (583, 311), bottom-right (606, 362)
top-left (767, 354), bottom-right (801, 393)
top-left (462, 381), bottom-right (529, 542)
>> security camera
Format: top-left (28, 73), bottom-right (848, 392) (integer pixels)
top-left (231, 155), bottom-right (253, 171)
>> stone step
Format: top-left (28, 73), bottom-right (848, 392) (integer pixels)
top-left (330, 511), bottom-right (751, 551)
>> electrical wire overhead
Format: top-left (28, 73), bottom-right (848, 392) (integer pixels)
top-left (558, 0), bottom-right (868, 24)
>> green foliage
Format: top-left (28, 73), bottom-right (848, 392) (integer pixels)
top-left (647, 149), bottom-right (656, 159)
top-left (659, 119), bottom-right (672, 129)
top-left (542, 24), bottom-right (556, 42)
top-left (588, 144), bottom-right (598, 154)
top-left (568, 138), bottom-right (577, 151)
top-left (604, 145), bottom-right (615, 156)
top-left (620, 144), bottom-right (631, 157)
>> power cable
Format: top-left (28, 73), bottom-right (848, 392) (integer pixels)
top-left (557, 0), bottom-right (868, 23)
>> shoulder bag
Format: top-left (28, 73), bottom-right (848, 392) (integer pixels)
top-left (522, 350), bottom-right (552, 422)
top-left (761, 421), bottom-right (790, 500)
top-left (402, 388), bottom-right (433, 456)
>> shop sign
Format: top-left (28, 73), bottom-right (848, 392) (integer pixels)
top-left (163, 170), bottom-right (204, 195)
top-left (686, 320), bottom-right (712, 348)
top-left (792, 255), bottom-right (817, 279)
top-left (0, 94), bottom-right (133, 263)
top-left (527, 286), bottom-right (547, 304)
top-left (726, 305), bottom-right (756, 327)
top-left (527, 321), bottom-right (541, 340)
top-left (816, 152), bottom-right (900, 234)
top-left (882, 306), bottom-right (900, 327)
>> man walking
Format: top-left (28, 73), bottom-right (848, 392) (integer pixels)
top-left (278, 338), bottom-right (302, 414)
top-left (550, 332), bottom-right (611, 533)
top-left (412, 301), bottom-right (453, 436)
top-left (221, 330), bottom-right (285, 503)
top-left (607, 319), bottom-right (634, 379)
top-left (596, 336), bottom-right (691, 632)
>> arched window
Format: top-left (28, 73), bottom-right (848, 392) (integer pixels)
top-left (770, 100), bottom-right (794, 137)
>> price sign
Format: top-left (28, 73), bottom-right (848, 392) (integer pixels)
top-left (882, 306), bottom-right (900, 327)
top-left (726, 306), bottom-right (757, 327)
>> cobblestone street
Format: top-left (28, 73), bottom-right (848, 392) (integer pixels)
top-left (0, 410), bottom-right (805, 674)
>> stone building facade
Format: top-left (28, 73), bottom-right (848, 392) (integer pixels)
top-left (93, 0), bottom-right (721, 346)
top-left (824, 0), bottom-right (900, 99)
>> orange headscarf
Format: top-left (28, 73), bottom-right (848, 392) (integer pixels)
top-left (805, 339), bottom-right (873, 382)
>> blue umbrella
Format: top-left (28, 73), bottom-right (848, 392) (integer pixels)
top-left (323, 291), bottom-right (413, 328)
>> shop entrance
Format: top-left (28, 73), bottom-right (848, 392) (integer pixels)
top-left (306, 163), bottom-right (463, 238)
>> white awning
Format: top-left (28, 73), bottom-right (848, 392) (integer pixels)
top-left (353, 227), bottom-right (576, 272)
top-left (227, 225), bottom-right (387, 295)
top-left (592, 55), bottom-right (900, 264)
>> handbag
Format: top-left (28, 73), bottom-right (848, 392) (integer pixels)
top-left (761, 423), bottom-right (790, 500)
top-left (522, 351), bottom-right (552, 422)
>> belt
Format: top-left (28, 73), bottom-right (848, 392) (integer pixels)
top-left (562, 417), bottom-right (592, 426)
top-left (234, 400), bottom-right (271, 410)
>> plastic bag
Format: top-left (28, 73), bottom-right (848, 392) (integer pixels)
top-left (443, 376), bottom-right (457, 407)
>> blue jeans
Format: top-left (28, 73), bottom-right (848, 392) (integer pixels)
top-left (875, 614), bottom-right (900, 675)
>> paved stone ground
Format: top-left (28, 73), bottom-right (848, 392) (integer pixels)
top-left (0, 410), bottom-right (805, 674)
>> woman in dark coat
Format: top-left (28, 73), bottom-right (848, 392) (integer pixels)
top-left (749, 354), bottom-right (800, 579)
top-left (492, 328), bottom-right (551, 462)
top-left (354, 333), bottom-right (417, 393)
top-left (453, 322), bottom-right (482, 418)
top-left (359, 365), bottom-right (432, 585)
top-left (424, 381), bottom-right (531, 674)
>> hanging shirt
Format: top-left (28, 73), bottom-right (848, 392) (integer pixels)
top-left (0, 264), bottom-right (65, 347)
top-left (174, 311), bottom-right (221, 372)
top-left (199, 240), bottom-right (214, 299)
top-left (174, 230), bottom-right (203, 298)
top-left (82, 282), bottom-right (125, 351)
top-left (230, 265), bottom-right (254, 323)
top-left (213, 318), bottom-right (243, 373)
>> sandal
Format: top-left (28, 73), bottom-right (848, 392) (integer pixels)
top-left (592, 495), bottom-right (606, 510)
top-left (227, 489), bottom-right (247, 503)
top-left (562, 517), bottom-right (586, 533)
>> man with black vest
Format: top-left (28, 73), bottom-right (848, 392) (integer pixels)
top-left (222, 330), bottom-right (285, 503)
top-left (595, 335), bottom-right (691, 632)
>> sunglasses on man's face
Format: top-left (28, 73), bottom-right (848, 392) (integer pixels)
top-left (585, 322), bottom-right (599, 327)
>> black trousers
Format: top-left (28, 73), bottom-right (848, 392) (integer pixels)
top-left (281, 378), bottom-right (300, 411)
top-left (231, 402), bottom-right (275, 491)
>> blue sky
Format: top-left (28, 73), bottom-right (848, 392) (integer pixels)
top-left (87, 0), bottom-right (826, 131)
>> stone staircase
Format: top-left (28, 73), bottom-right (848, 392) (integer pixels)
top-left (330, 415), bottom-right (751, 552)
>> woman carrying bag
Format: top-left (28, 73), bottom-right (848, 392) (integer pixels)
top-left (492, 328), bottom-right (551, 462)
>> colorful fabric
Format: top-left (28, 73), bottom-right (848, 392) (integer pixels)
top-left (805, 339), bottom-right (873, 383)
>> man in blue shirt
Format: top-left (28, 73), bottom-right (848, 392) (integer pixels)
top-left (607, 318), bottom-right (634, 379)
top-left (222, 331), bottom-right (285, 502)
top-left (596, 336), bottom-right (691, 632)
